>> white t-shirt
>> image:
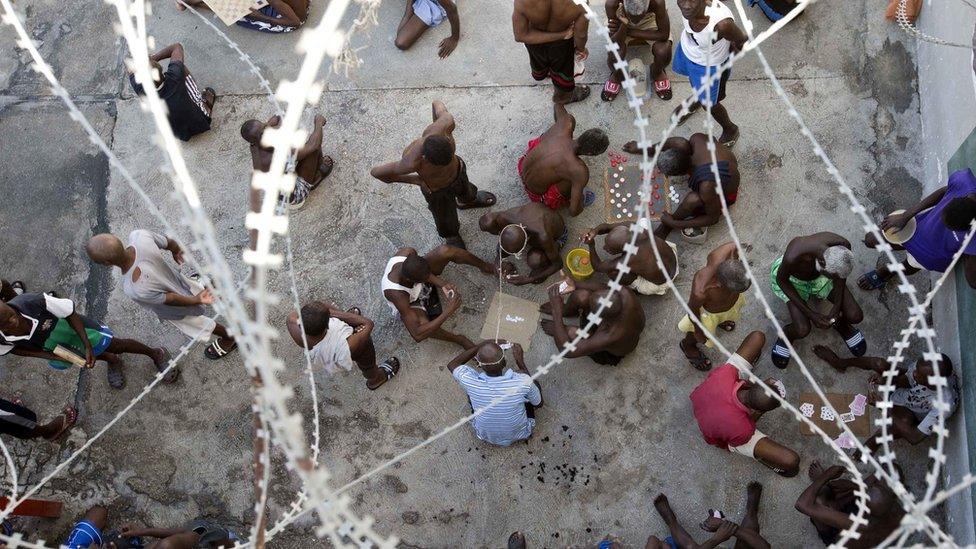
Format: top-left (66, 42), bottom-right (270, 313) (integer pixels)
top-left (122, 230), bottom-right (205, 321)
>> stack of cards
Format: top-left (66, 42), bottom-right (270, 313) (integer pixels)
top-left (833, 432), bottom-right (857, 449)
top-left (849, 394), bottom-right (868, 416)
top-left (820, 406), bottom-right (836, 421)
top-left (800, 403), bottom-right (815, 417)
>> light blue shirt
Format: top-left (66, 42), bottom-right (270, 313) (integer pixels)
top-left (453, 365), bottom-right (542, 446)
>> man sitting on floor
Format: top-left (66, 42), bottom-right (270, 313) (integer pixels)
top-left (582, 221), bottom-right (679, 296)
top-left (86, 230), bottom-right (237, 362)
top-left (382, 245), bottom-right (494, 349)
top-left (395, 0), bottom-right (460, 58)
top-left (287, 300), bottom-right (400, 391)
top-left (769, 232), bottom-right (865, 369)
top-left (129, 42), bottom-right (214, 142)
top-left (858, 168), bottom-right (976, 291)
top-left (647, 484), bottom-right (771, 549)
top-left (241, 113), bottom-right (335, 210)
top-left (177, 0), bottom-right (308, 33)
top-left (518, 103), bottom-right (609, 217)
top-left (479, 203), bottom-right (568, 285)
top-left (690, 331), bottom-right (800, 477)
top-left (0, 293), bottom-right (171, 390)
top-left (678, 241), bottom-right (750, 371)
top-left (540, 281), bottom-right (645, 366)
top-left (119, 517), bottom-right (239, 548)
top-left (813, 347), bottom-right (959, 453)
top-left (447, 341), bottom-right (543, 446)
top-left (601, 0), bottom-right (672, 102)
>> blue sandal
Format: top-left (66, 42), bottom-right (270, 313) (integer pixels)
top-left (857, 269), bottom-right (887, 291)
top-left (771, 338), bottom-right (791, 369)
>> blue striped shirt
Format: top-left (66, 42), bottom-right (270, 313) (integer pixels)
top-left (453, 365), bottom-right (541, 446)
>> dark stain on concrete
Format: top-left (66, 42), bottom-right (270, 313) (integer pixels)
top-left (863, 40), bottom-right (917, 113)
top-left (869, 166), bottom-right (922, 217)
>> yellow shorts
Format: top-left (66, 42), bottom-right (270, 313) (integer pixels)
top-left (678, 293), bottom-right (746, 348)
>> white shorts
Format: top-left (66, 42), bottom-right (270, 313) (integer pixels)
top-left (906, 252), bottom-right (924, 270)
top-left (728, 428), bottom-right (766, 458)
top-left (726, 352), bottom-right (752, 378)
top-left (167, 314), bottom-right (217, 341)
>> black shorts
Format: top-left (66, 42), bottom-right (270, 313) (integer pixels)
top-left (0, 398), bottom-right (37, 439)
top-left (526, 39), bottom-right (576, 92)
top-left (589, 350), bottom-right (624, 366)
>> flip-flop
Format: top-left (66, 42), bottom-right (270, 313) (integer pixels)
top-left (10, 280), bottom-right (25, 295)
top-left (680, 340), bottom-right (712, 371)
top-left (346, 307), bottom-right (362, 316)
top-left (204, 339), bottom-right (237, 360)
top-left (367, 357), bottom-right (401, 390)
top-left (107, 360), bottom-right (126, 390)
top-left (699, 509), bottom-right (725, 532)
top-left (560, 85), bottom-right (591, 105)
top-left (456, 190), bottom-right (496, 210)
top-left (47, 405), bottom-right (78, 440)
top-left (317, 155), bottom-right (335, 181)
top-left (857, 269), bottom-right (887, 291)
top-left (844, 329), bottom-right (867, 357)
top-left (203, 87), bottom-right (216, 105)
top-left (154, 348), bottom-right (179, 383)
top-left (771, 337), bottom-right (791, 369)
top-left (582, 189), bottom-right (597, 207)
top-left (720, 127), bottom-right (740, 149)
top-left (601, 79), bottom-right (622, 102)
top-left (653, 77), bottom-right (673, 100)
top-left (718, 321), bottom-right (736, 332)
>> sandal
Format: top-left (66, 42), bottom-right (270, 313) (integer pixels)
top-left (843, 328), bottom-right (867, 357)
top-left (601, 79), bottom-right (622, 102)
top-left (346, 306), bottom-right (362, 316)
top-left (718, 321), bottom-right (736, 332)
top-left (367, 357), bottom-right (400, 390)
top-left (203, 87), bottom-right (216, 106)
top-left (770, 337), bottom-right (791, 369)
top-left (204, 339), bottom-right (237, 360)
top-left (653, 77), bottom-right (672, 100)
top-left (456, 190), bottom-right (496, 210)
top-left (317, 154), bottom-right (335, 182)
top-left (46, 405), bottom-right (78, 440)
top-left (558, 84), bottom-right (591, 105)
top-left (582, 189), bottom-right (597, 208)
top-left (857, 269), bottom-right (888, 291)
top-left (680, 339), bottom-right (712, 371)
top-left (154, 348), bottom-right (179, 383)
top-left (720, 127), bottom-right (740, 149)
top-left (107, 360), bottom-right (126, 390)
top-left (10, 280), bottom-right (25, 295)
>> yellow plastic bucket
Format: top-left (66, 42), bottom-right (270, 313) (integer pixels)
top-left (565, 248), bottom-right (594, 280)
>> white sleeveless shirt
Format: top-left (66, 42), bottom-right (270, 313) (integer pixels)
top-left (679, 0), bottom-right (735, 66)
top-left (381, 256), bottom-right (424, 314)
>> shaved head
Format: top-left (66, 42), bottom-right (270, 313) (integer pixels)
top-left (86, 233), bottom-right (126, 266)
top-left (589, 290), bottom-right (622, 318)
top-left (240, 119), bottom-right (264, 143)
top-left (476, 342), bottom-right (506, 374)
top-left (500, 225), bottom-right (528, 256)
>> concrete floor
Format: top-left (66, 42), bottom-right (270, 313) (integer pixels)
top-left (0, 0), bottom-right (943, 547)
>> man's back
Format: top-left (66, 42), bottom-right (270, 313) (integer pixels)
top-left (515, 0), bottom-right (582, 32)
top-left (453, 365), bottom-right (541, 446)
top-left (520, 131), bottom-right (579, 193)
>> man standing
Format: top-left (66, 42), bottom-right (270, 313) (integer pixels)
top-left (672, 0), bottom-right (746, 147)
top-left (0, 293), bottom-right (171, 390)
top-left (582, 221), bottom-right (679, 296)
top-left (382, 245), bottom-right (494, 349)
top-left (602, 0), bottom-right (673, 102)
top-left (518, 104), bottom-right (609, 217)
top-left (690, 331), bottom-right (800, 477)
top-left (370, 101), bottom-right (495, 249)
top-left (0, 396), bottom-right (76, 441)
top-left (512, 0), bottom-right (590, 104)
top-left (447, 341), bottom-right (543, 446)
top-left (86, 231), bottom-right (237, 361)
top-left (286, 301), bottom-right (400, 390)
top-left (129, 43), bottom-right (215, 142)
top-left (240, 113), bottom-right (335, 210)
top-left (678, 241), bottom-right (750, 370)
top-left (541, 281), bottom-right (645, 365)
top-left (479, 203), bottom-right (567, 285)
top-left (858, 168), bottom-right (976, 291)
top-left (769, 232), bottom-right (865, 368)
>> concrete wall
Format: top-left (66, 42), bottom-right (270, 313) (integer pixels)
top-left (915, 3), bottom-right (976, 545)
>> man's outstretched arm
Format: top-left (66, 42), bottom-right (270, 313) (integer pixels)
top-left (150, 43), bottom-right (184, 63)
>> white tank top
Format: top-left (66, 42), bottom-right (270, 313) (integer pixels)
top-left (679, 0), bottom-right (735, 66)
top-left (381, 256), bottom-right (424, 313)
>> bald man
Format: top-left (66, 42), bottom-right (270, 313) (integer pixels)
top-left (447, 340), bottom-right (543, 446)
top-left (541, 280), bottom-right (645, 365)
top-left (582, 221), bottom-right (679, 296)
top-left (479, 203), bottom-right (567, 285)
top-left (87, 231), bottom-right (236, 362)
top-left (240, 113), bottom-right (335, 210)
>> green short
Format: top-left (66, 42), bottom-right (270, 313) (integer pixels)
top-left (43, 319), bottom-right (114, 370)
top-left (770, 256), bottom-right (833, 303)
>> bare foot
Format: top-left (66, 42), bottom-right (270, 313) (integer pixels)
top-left (700, 516), bottom-right (722, 532)
top-left (813, 345), bottom-right (845, 372)
top-left (540, 318), bottom-right (555, 336)
top-left (808, 459), bottom-right (825, 481)
top-left (745, 481), bottom-right (763, 509)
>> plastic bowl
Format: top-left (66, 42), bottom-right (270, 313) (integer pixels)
top-left (883, 209), bottom-right (917, 245)
top-left (565, 248), bottom-right (594, 280)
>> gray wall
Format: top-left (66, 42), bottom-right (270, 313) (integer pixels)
top-left (916, 4), bottom-right (976, 545)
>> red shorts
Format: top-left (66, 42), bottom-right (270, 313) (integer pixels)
top-left (518, 135), bottom-right (569, 210)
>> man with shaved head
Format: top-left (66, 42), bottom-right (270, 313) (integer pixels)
top-left (371, 101), bottom-right (496, 249)
top-left (86, 230), bottom-right (236, 364)
top-left (582, 220), bottom-right (679, 296)
top-left (447, 340), bottom-right (543, 446)
top-left (479, 203), bottom-right (567, 285)
top-left (540, 280), bottom-right (645, 365)
top-left (519, 103), bottom-right (610, 217)
top-left (240, 112), bottom-right (334, 210)
top-left (690, 331), bottom-right (800, 477)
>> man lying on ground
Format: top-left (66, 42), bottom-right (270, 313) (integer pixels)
top-left (129, 42), bottom-right (214, 142)
top-left (479, 203), bottom-right (568, 285)
top-left (287, 301), bottom-right (400, 390)
top-left (582, 221), bottom-right (679, 296)
top-left (395, 0), bottom-right (460, 58)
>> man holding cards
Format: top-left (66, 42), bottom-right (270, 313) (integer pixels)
top-left (690, 331), bottom-right (800, 477)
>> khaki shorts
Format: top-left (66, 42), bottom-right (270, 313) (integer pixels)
top-left (616, 4), bottom-right (659, 33)
top-left (729, 428), bottom-right (766, 458)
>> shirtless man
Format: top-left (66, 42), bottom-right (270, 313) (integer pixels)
top-left (541, 281), bottom-right (645, 365)
top-left (518, 103), bottom-right (610, 217)
top-left (625, 134), bottom-right (739, 240)
top-left (795, 461), bottom-right (905, 548)
top-left (769, 232), bottom-right (865, 369)
top-left (240, 113), bottom-right (335, 210)
top-left (512, 0), bottom-right (590, 104)
top-left (370, 101), bottom-right (495, 249)
top-left (648, 485), bottom-right (771, 549)
top-left (602, 0), bottom-right (673, 102)
top-left (479, 203), bottom-right (567, 285)
top-left (679, 242), bottom-right (750, 370)
top-left (382, 245), bottom-right (494, 349)
top-left (582, 222), bottom-right (679, 296)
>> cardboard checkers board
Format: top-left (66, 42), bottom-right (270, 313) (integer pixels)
top-left (204, 0), bottom-right (269, 26)
top-left (603, 157), bottom-right (674, 224)
top-left (798, 392), bottom-right (872, 438)
top-left (480, 292), bottom-right (541, 350)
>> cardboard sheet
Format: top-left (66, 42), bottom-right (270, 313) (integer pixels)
top-left (479, 292), bottom-right (541, 349)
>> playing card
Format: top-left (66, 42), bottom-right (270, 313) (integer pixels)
top-left (834, 432), bottom-right (856, 449)
top-left (800, 403), bottom-right (815, 417)
top-left (820, 406), bottom-right (836, 421)
top-left (840, 412), bottom-right (855, 423)
top-left (773, 379), bottom-right (787, 398)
